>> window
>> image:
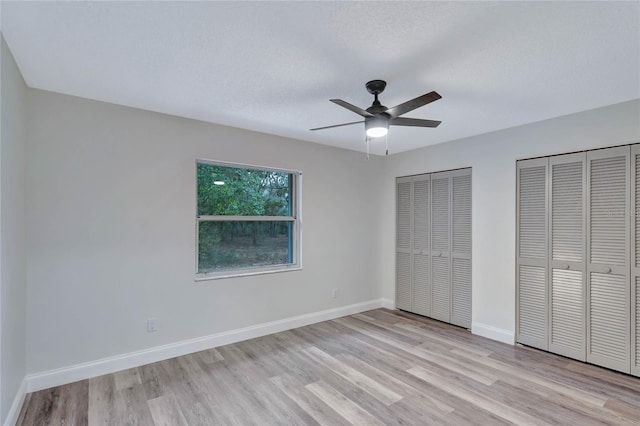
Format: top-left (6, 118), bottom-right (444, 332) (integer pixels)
top-left (196, 160), bottom-right (301, 279)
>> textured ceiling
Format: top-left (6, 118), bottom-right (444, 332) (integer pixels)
top-left (2, 1), bottom-right (639, 155)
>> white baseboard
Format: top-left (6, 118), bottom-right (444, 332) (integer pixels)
top-left (472, 322), bottom-right (515, 345)
top-left (380, 298), bottom-right (395, 309)
top-left (25, 298), bottom-right (386, 393)
top-left (4, 378), bottom-right (27, 426)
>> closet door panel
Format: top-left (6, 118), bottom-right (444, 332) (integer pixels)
top-left (549, 153), bottom-right (586, 360)
top-left (396, 177), bottom-right (412, 311)
top-left (517, 158), bottom-right (549, 350)
top-left (431, 171), bottom-right (451, 322)
top-left (550, 269), bottom-right (584, 358)
top-left (519, 265), bottom-right (547, 344)
top-left (413, 254), bottom-right (430, 316)
top-left (412, 175), bottom-right (431, 316)
top-left (589, 154), bottom-right (628, 266)
top-left (396, 253), bottom-right (411, 310)
top-left (634, 276), bottom-right (640, 376)
top-left (590, 273), bottom-right (629, 365)
top-left (431, 256), bottom-right (450, 321)
top-left (587, 147), bottom-right (630, 373)
top-left (519, 163), bottom-right (548, 261)
top-left (452, 258), bottom-right (471, 327)
top-left (631, 144), bottom-right (640, 376)
top-left (451, 169), bottom-right (472, 328)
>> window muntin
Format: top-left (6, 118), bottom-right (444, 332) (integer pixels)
top-left (196, 160), bottom-right (301, 279)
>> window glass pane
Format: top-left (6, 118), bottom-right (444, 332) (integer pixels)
top-left (197, 163), bottom-right (292, 216)
top-left (198, 221), bottom-right (293, 273)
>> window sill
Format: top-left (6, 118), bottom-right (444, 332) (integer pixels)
top-left (195, 265), bottom-right (302, 282)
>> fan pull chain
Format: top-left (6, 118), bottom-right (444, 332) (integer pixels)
top-left (385, 134), bottom-right (389, 156)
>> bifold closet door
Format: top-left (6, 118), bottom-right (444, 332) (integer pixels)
top-left (396, 169), bottom-right (471, 326)
top-left (431, 171), bottom-right (451, 323)
top-left (412, 175), bottom-right (432, 316)
top-left (451, 169), bottom-right (472, 328)
top-left (587, 146), bottom-right (630, 373)
top-left (517, 158), bottom-right (548, 350)
top-left (549, 153), bottom-right (586, 360)
top-left (631, 145), bottom-right (640, 376)
top-left (396, 177), bottom-right (412, 311)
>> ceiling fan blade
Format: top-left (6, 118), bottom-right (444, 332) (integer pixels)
top-left (385, 91), bottom-right (441, 118)
top-left (310, 120), bottom-right (364, 131)
top-left (330, 99), bottom-right (373, 117)
top-left (390, 117), bottom-right (441, 128)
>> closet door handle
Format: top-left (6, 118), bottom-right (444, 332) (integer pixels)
top-left (563, 264), bottom-right (570, 270)
top-left (604, 267), bottom-right (612, 274)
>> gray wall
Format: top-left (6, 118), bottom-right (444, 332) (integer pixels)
top-left (379, 99), bottom-right (640, 342)
top-left (0, 34), bottom-right (27, 423)
top-left (25, 89), bottom-right (383, 374)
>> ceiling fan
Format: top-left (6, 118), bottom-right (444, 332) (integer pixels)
top-left (311, 80), bottom-right (442, 154)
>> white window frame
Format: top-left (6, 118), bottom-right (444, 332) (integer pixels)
top-left (195, 159), bottom-right (302, 281)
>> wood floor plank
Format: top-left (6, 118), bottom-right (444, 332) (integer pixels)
top-left (450, 348), bottom-right (610, 407)
top-left (16, 308), bottom-right (640, 426)
top-left (157, 357), bottom-right (222, 425)
top-left (372, 309), bottom-right (501, 353)
top-left (270, 374), bottom-right (348, 426)
top-left (113, 368), bottom-right (142, 391)
top-left (305, 380), bottom-right (385, 426)
top-left (303, 346), bottom-right (403, 405)
top-left (114, 383), bottom-right (155, 426)
top-left (138, 362), bottom-right (165, 400)
top-left (335, 316), bottom-right (497, 386)
top-left (53, 381), bottom-right (89, 425)
top-left (336, 353), bottom-right (455, 416)
top-left (489, 379), bottom-right (633, 426)
top-left (189, 368), bottom-right (248, 425)
top-left (247, 331), bottom-right (324, 385)
top-left (559, 360), bottom-right (640, 407)
top-left (194, 347), bottom-right (224, 364)
top-left (441, 407), bottom-right (512, 426)
top-left (88, 374), bottom-right (116, 426)
top-left (147, 393), bottom-right (188, 426)
top-left (408, 365), bottom-right (551, 426)
top-left (412, 345), bottom-right (499, 385)
top-left (209, 346), bottom-right (316, 425)
top-left (19, 388), bottom-right (60, 425)
top-left (398, 322), bottom-right (493, 357)
top-left (251, 381), bottom-right (319, 426)
top-left (604, 399), bottom-right (640, 421)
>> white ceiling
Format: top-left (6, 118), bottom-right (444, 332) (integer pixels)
top-left (2, 1), bottom-right (639, 155)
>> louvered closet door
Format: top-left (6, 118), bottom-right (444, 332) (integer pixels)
top-left (549, 153), bottom-right (586, 360)
top-left (396, 177), bottom-right (412, 311)
top-left (587, 146), bottom-right (631, 373)
top-left (412, 175), bottom-right (431, 316)
top-left (450, 169), bottom-right (472, 328)
top-left (431, 171), bottom-right (451, 323)
top-left (517, 158), bottom-right (548, 350)
top-left (631, 144), bottom-right (640, 377)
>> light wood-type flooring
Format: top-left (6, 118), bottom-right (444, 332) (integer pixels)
top-left (17, 308), bottom-right (640, 425)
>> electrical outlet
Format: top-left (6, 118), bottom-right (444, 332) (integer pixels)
top-left (331, 288), bottom-right (338, 299)
top-left (147, 318), bottom-right (158, 333)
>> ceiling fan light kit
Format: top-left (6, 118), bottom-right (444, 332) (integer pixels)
top-left (311, 79), bottom-right (442, 156)
top-left (365, 116), bottom-right (389, 138)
